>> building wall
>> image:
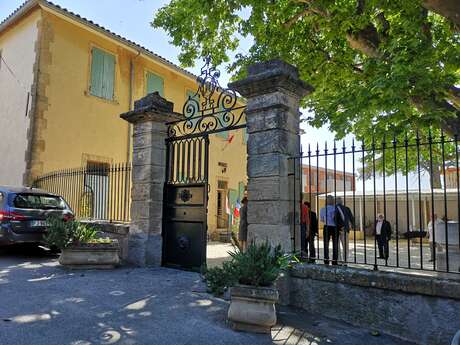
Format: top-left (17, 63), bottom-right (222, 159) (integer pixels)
top-left (0, 9), bottom-right (41, 185)
top-left (33, 10), bottom-right (247, 233)
top-left (302, 167), bottom-right (355, 194)
top-left (208, 132), bottom-right (247, 235)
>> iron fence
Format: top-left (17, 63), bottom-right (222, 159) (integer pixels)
top-left (290, 132), bottom-right (460, 274)
top-left (33, 163), bottom-right (132, 223)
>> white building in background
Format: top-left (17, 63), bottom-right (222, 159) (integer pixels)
top-left (314, 189), bottom-right (459, 234)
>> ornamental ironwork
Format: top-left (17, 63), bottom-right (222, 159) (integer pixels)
top-left (167, 57), bottom-right (246, 139)
top-left (179, 189), bottom-right (192, 202)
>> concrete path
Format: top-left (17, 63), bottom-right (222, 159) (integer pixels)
top-left (0, 245), bottom-right (414, 345)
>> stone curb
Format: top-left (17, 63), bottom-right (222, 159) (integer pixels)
top-left (290, 263), bottom-right (460, 300)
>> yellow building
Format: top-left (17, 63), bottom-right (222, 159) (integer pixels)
top-left (0, 0), bottom-right (247, 236)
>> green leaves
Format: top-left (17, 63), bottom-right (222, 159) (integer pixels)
top-left (44, 216), bottom-right (100, 250)
top-left (204, 242), bottom-right (297, 296)
top-left (153, 0), bottom-right (459, 139)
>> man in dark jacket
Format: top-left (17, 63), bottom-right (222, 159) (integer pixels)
top-left (304, 201), bottom-right (317, 262)
top-left (375, 213), bottom-right (392, 260)
top-left (335, 197), bottom-right (355, 263)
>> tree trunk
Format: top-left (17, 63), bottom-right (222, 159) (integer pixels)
top-left (430, 166), bottom-right (442, 189)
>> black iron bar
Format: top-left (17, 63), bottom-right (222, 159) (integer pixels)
top-left (456, 134), bottom-right (460, 252)
top-left (393, 135), bottom-right (399, 267)
top-left (382, 138), bottom-right (388, 267)
top-left (308, 144), bottom-right (312, 261)
top-left (428, 130), bottom-right (436, 270)
top-left (362, 141), bottom-right (367, 265)
top-left (352, 139), bottom-right (357, 264)
top-left (416, 132), bottom-right (423, 269)
top-left (316, 143), bottom-right (320, 260)
top-left (405, 134), bottom-right (411, 269)
top-left (372, 137), bottom-right (377, 270)
top-left (441, 131), bottom-right (449, 272)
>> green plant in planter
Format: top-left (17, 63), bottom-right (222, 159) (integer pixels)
top-left (44, 216), bottom-right (99, 250)
top-left (230, 242), bottom-right (293, 287)
top-left (205, 242), bottom-right (297, 296)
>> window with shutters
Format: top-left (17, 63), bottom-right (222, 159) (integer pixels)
top-left (146, 71), bottom-right (164, 97)
top-left (89, 47), bottom-right (116, 100)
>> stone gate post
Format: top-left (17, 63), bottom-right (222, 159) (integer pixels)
top-left (230, 60), bottom-right (313, 252)
top-left (120, 93), bottom-right (180, 267)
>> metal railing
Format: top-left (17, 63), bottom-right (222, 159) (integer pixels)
top-left (32, 163), bottom-right (132, 223)
top-left (290, 132), bottom-right (460, 274)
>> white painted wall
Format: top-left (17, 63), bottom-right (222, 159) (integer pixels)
top-left (0, 10), bottom-right (40, 186)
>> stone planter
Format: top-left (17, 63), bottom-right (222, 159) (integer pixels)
top-left (58, 241), bottom-right (120, 269)
top-left (227, 284), bottom-right (279, 333)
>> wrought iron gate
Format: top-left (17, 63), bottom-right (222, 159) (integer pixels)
top-left (163, 136), bottom-right (209, 270)
top-left (162, 57), bottom-right (246, 270)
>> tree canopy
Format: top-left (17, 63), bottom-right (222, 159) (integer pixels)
top-left (153, 0), bottom-right (460, 140)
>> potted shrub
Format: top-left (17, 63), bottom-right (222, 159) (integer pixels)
top-left (205, 242), bottom-right (294, 333)
top-left (45, 216), bottom-right (120, 269)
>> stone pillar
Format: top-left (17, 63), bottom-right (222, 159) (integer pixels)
top-left (120, 92), bottom-right (181, 266)
top-left (230, 60), bottom-right (313, 252)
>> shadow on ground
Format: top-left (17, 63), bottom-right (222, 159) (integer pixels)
top-left (0, 245), bottom-right (414, 345)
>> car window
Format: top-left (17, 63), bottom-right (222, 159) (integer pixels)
top-left (0, 192), bottom-right (3, 204)
top-left (12, 194), bottom-right (66, 210)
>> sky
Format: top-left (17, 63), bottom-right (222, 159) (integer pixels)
top-left (0, 0), bottom-right (429, 191)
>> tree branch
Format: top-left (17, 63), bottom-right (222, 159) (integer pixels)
top-left (283, 7), bottom-right (314, 29)
top-left (346, 24), bottom-right (382, 58)
top-left (411, 95), bottom-right (460, 136)
top-left (422, 0), bottom-right (460, 30)
top-left (448, 86), bottom-right (460, 109)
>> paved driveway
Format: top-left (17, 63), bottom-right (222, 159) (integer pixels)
top-left (0, 245), bottom-right (414, 345)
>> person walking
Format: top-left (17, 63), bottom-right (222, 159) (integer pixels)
top-left (375, 214), bottom-right (392, 261)
top-left (320, 195), bottom-right (339, 265)
top-left (305, 201), bottom-right (318, 262)
top-left (238, 197), bottom-right (248, 252)
top-left (335, 197), bottom-right (355, 263)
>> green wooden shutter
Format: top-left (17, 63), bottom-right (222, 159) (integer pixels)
top-left (186, 90), bottom-right (200, 125)
top-left (238, 181), bottom-right (245, 200)
top-left (243, 128), bottom-right (248, 144)
top-left (217, 107), bottom-right (229, 139)
top-left (102, 52), bottom-right (115, 100)
top-left (90, 47), bottom-right (115, 100)
top-left (228, 189), bottom-right (238, 227)
top-left (146, 72), bottom-right (164, 97)
top-left (90, 48), bottom-right (105, 98)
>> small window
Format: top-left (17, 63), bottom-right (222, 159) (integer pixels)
top-left (146, 72), bottom-right (164, 97)
top-left (90, 47), bottom-right (115, 100)
top-left (87, 161), bottom-right (110, 176)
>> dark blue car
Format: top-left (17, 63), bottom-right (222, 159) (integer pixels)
top-left (0, 186), bottom-right (74, 247)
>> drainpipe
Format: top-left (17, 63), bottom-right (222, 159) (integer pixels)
top-left (126, 50), bottom-right (141, 163)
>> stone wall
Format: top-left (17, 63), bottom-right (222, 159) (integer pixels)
top-left (284, 264), bottom-right (460, 345)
